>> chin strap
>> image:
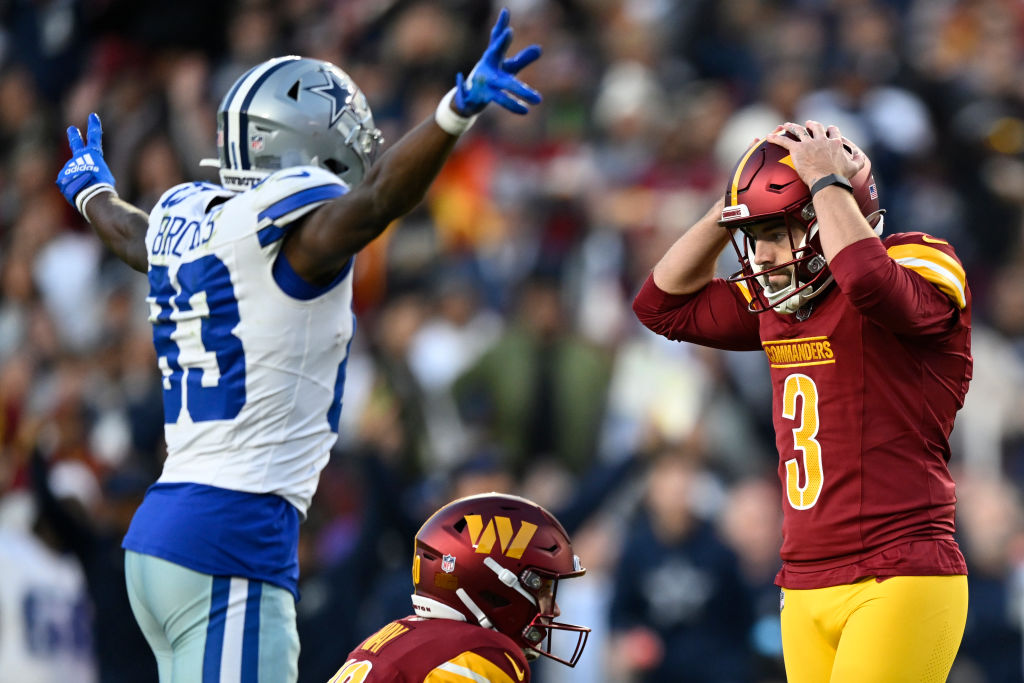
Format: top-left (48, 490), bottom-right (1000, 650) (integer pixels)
top-left (412, 558), bottom-right (541, 635)
top-left (869, 210), bottom-right (886, 236)
top-left (483, 557), bottom-right (538, 606)
top-left (456, 589), bottom-right (495, 630)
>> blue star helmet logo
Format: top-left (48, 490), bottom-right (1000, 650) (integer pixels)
top-left (305, 69), bottom-right (352, 128)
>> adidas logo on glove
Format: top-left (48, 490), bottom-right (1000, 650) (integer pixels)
top-left (65, 154), bottom-right (101, 175)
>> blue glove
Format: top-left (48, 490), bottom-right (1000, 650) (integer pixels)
top-left (454, 8), bottom-right (542, 116)
top-left (56, 112), bottom-right (117, 217)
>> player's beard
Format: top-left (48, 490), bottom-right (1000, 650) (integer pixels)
top-left (759, 265), bottom-right (794, 293)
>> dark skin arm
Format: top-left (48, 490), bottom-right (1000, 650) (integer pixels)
top-left (85, 115), bottom-right (461, 285)
top-left (282, 115), bottom-right (460, 286)
top-left (84, 193), bottom-right (150, 273)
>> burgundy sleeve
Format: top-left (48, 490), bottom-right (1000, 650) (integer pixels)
top-left (829, 238), bottom-right (961, 336)
top-left (631, 274), bottom-right (762, 351)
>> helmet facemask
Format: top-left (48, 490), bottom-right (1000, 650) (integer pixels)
top-left (726, 203), bottom-right (833, 315)
top-left (517, 566), bottom-right (590, 666)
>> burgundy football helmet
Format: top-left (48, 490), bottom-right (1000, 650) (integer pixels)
top-left (718, 130), bottom-right (882, 314)
top-left (411, 493), bottom-right (590, 666)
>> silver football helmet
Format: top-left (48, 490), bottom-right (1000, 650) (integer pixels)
top-left (207, 56), bottom-right (383, 192)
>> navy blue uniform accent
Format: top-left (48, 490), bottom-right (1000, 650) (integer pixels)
top-left (242, 582), bottom-right (263, 682)
top-left (272, 252), bottom-right (352, 300)
top-left (203, 577), bottom-right (231, 682)
top-left (328, 313), bottom-right (357, 434)
top-left (149, 265), bottom-right (184, 422)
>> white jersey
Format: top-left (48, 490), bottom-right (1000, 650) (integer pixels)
top-left (144, 166), bottom-right (353, 515)
top-left (0, 528), bottom-right (97, 683)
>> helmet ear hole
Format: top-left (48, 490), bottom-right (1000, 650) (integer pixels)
top-left (324, 158), bottom-right (349, 175)
top-left (480, 590), bottom-right (510, 608)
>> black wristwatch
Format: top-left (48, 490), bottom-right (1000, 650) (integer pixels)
top-left (810, 173), bottom-right (854, 198)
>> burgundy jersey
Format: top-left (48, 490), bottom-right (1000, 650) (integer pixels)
top-left (633, 233), bottom-right (972, 589)
top-left (330, 616), bottom-right (531, 683)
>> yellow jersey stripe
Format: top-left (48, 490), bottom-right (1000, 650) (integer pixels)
top-left (887, 244), bottom-right (966, 309)
top-left (734, 280), bottom-right (753, 304)
top-left (425, 651), bottom-right (516, 683)
top-left (887, 244), bottom-right (965, 282)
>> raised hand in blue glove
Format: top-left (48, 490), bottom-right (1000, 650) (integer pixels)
top-left (56, 112), bottom-right (117, 219)
top-left (454, 8), bottom-right (542, 116)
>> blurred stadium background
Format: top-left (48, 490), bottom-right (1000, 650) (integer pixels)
top-left (1, 0), bottom-right (1024, 681)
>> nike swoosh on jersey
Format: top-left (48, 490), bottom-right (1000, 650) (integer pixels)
top-left (504, 652), bottom-right (525, 681)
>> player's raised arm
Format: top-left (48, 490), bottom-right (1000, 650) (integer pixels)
top-left (284, 7), bottom-right (542, 286)
top-left (650, 197), bottom-right (730, 295)
top-left (55, 113), bottom-right (150, 273)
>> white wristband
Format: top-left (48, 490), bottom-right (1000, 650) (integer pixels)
top-left (76, 184), bottom-right (117, 223)
top-left (435, 88), bottom-right (478, 136)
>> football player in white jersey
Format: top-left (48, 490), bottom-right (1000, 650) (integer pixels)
top-left (55, 9), bottom-right (541, 682)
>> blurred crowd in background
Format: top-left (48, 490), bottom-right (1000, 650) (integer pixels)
top-left (2, 0), bottom-right (1024, 681)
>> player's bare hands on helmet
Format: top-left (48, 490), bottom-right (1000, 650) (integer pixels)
top-left (766, 121), bottom-right (866, 188)
top-left (453, 7), bottom-right (542, 116)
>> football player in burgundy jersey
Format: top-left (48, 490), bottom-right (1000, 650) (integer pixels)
top-left (330, 493), bottom-right (589, 682)
top-left (632, 120), bottom-right (972, 683)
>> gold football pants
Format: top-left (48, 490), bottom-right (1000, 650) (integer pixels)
top-left (781, 575), bottom-right (968, 683)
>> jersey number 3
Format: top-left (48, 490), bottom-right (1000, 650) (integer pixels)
top-left (149, 255), bottom-right (246, 423)
top-left (782, 373), bottom-right (823, 510)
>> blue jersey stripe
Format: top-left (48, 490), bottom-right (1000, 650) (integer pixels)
top-left (328, 312), bottom-right (357, 432)
top-left (256, 184), bottom-right (346, 246)
top-left (241, 582), bottom-right (262, 683)
top-left (203, 576), bottom-right (231, 682)
top-left (258, 184), bottom-right (346, 222)
top-left (256, 223), bottom-right (287, 247)
top-left (272, 252), bottom-right (352, 300)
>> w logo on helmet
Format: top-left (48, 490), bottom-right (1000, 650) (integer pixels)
top-left (464, 515), bottom-right (537, 559)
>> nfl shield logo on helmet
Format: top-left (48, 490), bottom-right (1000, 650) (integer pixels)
top-left (441, 554), bottom-right (456, 573)
top-left (250, 134), bottom-right (265, 152)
